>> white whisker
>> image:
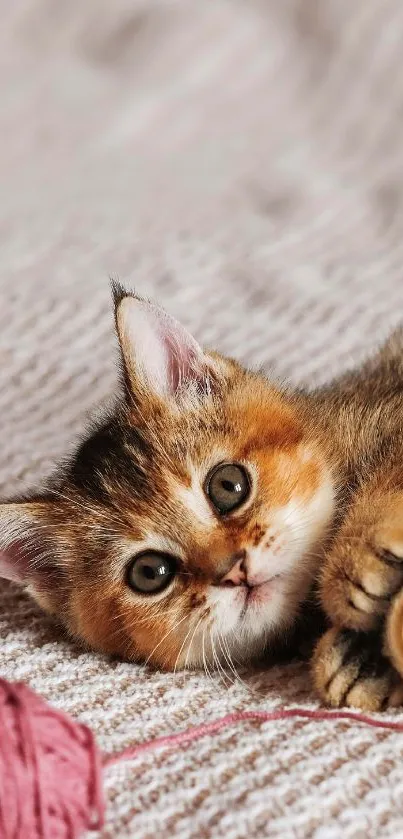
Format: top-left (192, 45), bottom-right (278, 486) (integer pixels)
top-left (143, 612), bottom-right (189, 667)
top-left (183, 614), bottom-right (205, 671)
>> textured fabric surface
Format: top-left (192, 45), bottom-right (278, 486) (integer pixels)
top-left (1, 1), bottom-right (403, 836)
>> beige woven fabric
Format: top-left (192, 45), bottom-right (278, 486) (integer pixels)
top-left (1, 1), bottom-right (403, 836)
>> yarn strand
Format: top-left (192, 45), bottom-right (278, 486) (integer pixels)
top-left (104, 706), bottom-right (403, 767)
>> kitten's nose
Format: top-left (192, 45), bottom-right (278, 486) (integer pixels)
top-left (220, 551), bottom-right (248, 587)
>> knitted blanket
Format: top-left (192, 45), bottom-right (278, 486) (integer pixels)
top-left (1, 1), bottom-right (403, 835)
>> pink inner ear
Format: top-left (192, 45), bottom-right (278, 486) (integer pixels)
top-left (164, 332), bottom-right (202, 393)
top-left (118, 296), bottom-right (210, 399)
top-left (0, 544), bottom-right (31, 583)
top-left (149, 303), bottom-right (207, 396)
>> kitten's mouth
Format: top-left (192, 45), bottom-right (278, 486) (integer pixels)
top-left (239, 574), bottom-right (283, 616)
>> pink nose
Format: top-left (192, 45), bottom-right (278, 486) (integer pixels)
top-left (220, 553), bottom-right (247, 587)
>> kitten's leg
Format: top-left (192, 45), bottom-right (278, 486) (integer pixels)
top-left (312, 627), bottom-right (403, 710)
top-left (313, 480), bottom-right (403, 709)
top-left (320, 486), bottom-right (403, 632)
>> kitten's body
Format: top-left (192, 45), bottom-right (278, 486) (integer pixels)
top-left (1, 289), bottom-right (403, 710)
top-left (311, 327), bottom-right (403, 481)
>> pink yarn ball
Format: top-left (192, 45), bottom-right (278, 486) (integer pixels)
top-left (1, 675), bottom-right (400, 839)
top-left (0, 679), bottom-right (104, 839)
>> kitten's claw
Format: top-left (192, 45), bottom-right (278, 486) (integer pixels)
top-left (312, 627), bottom-right (403, 710)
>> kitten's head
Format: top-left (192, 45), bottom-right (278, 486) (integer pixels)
top-left (0, 286), bottom-right (334, 670)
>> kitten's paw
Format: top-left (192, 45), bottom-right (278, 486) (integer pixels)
top-left (321, 515), bottom-right (403, 631)
top-left (312, 627), bottom-right (403, 710)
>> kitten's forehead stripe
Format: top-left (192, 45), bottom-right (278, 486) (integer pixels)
top-left (67, 417), bottom-right (155, 505)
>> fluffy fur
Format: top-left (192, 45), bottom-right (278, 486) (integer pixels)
top-left (1, 286), bottom-right (403, 710)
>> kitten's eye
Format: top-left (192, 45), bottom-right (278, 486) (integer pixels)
top-left (126, 552), bottom-right (176, 594)
top-left (205, 462), bottom-right (251, 515)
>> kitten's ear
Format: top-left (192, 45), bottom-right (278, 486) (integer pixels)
top-left (0, 501), bottom-right (55, 584)
top-left (112, 284), bottom-right (216, 402)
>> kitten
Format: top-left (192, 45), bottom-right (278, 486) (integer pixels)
top-left (0, 285), bottom-right (402, 711)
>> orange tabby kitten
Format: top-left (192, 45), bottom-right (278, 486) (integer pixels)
top-left (1, 285), bottom-right (403, 711)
